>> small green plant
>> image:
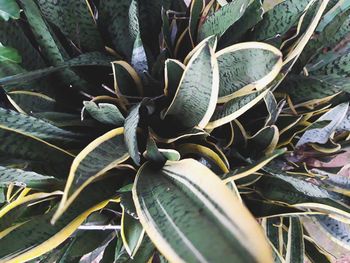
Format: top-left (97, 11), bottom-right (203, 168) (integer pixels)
top-left (0, 0), bottom-right (349, 262)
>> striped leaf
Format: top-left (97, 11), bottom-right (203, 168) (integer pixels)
top-left (0, 0), bottom-right (20, 21)
top-left (98, 0), bottom-right (140, 60)
top-left (133, 159), bottom-right (273, 263)
top-left (206, 89), bottom-right (269, 129)
top-left (6, 91), bottom-right (56, 113)
top-left (36, 0), bottom-right (104, 52)
top-left (0, 166), bottom-right (59, 190)
top-left (164, 59), bottom-right (185, 98)
top-left (0, 124), bottom-right (74, 178)
top-left (216, 42), bottom-right (282, 103)
top-left (286, 217), bottom-right (304, 263)
top-left (0, 175), bottom-right (121, 263)
top-left (315, 215), bottom-right (350, 250)
top-left (0, 107), bottom-right (84, 147)
top-left (52, 128), bottom-right (129, 222)
top-left (83, 101), bottom-right (125, 126)
top-left (252, 0), bottom-right (310, 41)
top-left (162, 42), bottom-right (219, 129)
top-left (198, 0), bottom-right (250, 41)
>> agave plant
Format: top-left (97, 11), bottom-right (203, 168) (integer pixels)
top-left (0, 0), bottom-right (350, 262)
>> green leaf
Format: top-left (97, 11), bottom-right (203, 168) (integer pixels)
top-left (216, 42), bottom-right (282, 103)
top-left (0, 175), bottom-right (122, 262)
top-left (124, 102), bottom-right (145, 166)
top-left (304, 235), bottom-right (333, 263)
top-left (207, 89), bottom-right (269, 129)
top-left (286, 217), bottom-right (304, 263)
top-left (83, 101), bottom-right (125, 126)
top-left (0, 107), bottom-right (84, 148)
top-left (36, 0), bottom-right (104, 52)
top-left (98, 0), bottom-right (140, 60)
top-left (163, 59), bottom-right (185, 98)
top-left (52, 128), bottom-right (129, 223)
top-left (121, 209), bottom-right (144, 257)
top-left (0, 44), bottom-right (21, 63)
top-left (280, 74), bottom-right (343, 104)
top-left (162, 43), bottom-right (219, 129)
top-left (0, 123), bottom-right (74, 178)
top-left (133, 159), bottom-right (273, 263)
top-left (0, 166), bottom-right (59, 190)
top-left (0, 52), bottom-right (114, 86)
top-left (6, 91), bottom-right (56, 113)
top-left (198, 0), bottom-right (250, 41)
top-left (218, 0), bottom-right (264, 47)
top-left (189, 0), bottom-right (204, 46)
top-left (252, 0), bottom-right (310, 41)
top-left (0, 0), bottom-right (20, 21)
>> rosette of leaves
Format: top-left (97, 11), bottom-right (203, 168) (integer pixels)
top-left (0, 0), bottom-right (350, 262)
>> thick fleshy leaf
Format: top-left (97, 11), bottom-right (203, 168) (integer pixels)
top-left (0, 44), bottom-right (21, 63)
top-left (162, 43), bottom-right (219, 129)
top-left (218, 0), bottom-right (263, 48)
top-left (36, 0), bottom-right (104, 52)
top-left (206, 89), bottom-right (269, 129)
top-left (0, 107), bottom-right (84, 147)
top-left (252, 0), bottom-right (310, 41)
top-left (0, 175), bottom-right (121, 262)
top-left (112, 61), bottom-right (143, 97)
top-left (216, 42), bottom-right (282, 103)
top-left (6, 91), bottom-right (56, 113)
top-left (99, 0), bottom-right (140, 60)
top-left (0, 0), bottom-right (20, 21)
top-left (286, 217), bottom-right (304, 263)
top-left (133, 159), bottom-right (273, 263)
top-left (0, 52), bottom-right (114, 86)
top-left (189, 0), bottom-right (204, 46)
top-left (52, 128), bottom-right (129, 222)
top-left (280, 74), bottom-right (343, 104)
top-left (83, 101), bottom-right (125, 126)
top-left (0, 166), bottom-right (59, 190)
top-left (0, 123), bottom-right (74, 178)
top-left (198, 0), bottom-right (250, 41)
top-left (124, 99), bottom-right (153, 165)
top-left (163, 59), bottom-right (185, 98)
top-left (121, 209), bottom-right (145, 257)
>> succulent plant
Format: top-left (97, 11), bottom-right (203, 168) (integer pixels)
top-left (0, 0), bottom-right (349, 262)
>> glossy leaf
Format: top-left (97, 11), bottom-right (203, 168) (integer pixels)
top-left (133, 159), bottom-right (272, 263)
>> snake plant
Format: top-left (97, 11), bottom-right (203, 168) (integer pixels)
top-left (0, 0), bottom-right (349, 262)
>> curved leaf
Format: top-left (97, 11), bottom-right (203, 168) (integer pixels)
top-left (162, 43), bottom-right (219, 129)
top-left (0, 0), bottom-right (20, 21)
top-left (53, 128), bottom-right (129, 222)
top-left (83, 101), bottom-right (125, 126)
top-left (198, 0), bottom-right (250, 41)
top-left (216, 42), bottom-right (282, 103)
top-left (206, 89), bottom-right (269, 129)
top-left (163, 59), bottom-right (185, 98)
top-left (133, 159), bottom-right (272, 263)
